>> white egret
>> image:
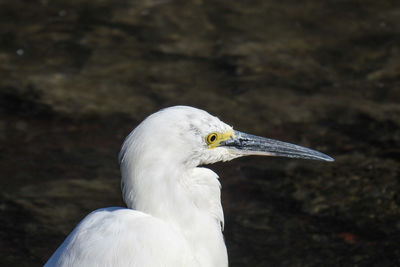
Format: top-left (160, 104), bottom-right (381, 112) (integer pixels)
top-left (45, 105), bottom-right (333, 267)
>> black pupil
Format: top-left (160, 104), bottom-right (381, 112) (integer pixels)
top-left (210, 135), bottom-right (216, 142)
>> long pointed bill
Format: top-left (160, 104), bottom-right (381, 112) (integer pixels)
top-left (220, 130), bottom-right (334, 162)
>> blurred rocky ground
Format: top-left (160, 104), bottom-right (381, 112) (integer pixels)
top-left (0, 0), bottom-right (399, 266)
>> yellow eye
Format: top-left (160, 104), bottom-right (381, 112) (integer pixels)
top-left (206, 133), bottom-right (218, 144)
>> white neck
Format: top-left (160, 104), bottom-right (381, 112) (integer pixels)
top-left (120, 155), bottom-right (228, 267)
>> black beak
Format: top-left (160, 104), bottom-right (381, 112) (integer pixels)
top-left (220, 130), bottom-right (334, 162)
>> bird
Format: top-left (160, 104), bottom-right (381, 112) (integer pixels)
top-left (45, 105), bottom-right (333, 267)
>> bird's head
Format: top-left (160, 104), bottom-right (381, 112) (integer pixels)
top-left (119, 106), bottom-right (333, 170)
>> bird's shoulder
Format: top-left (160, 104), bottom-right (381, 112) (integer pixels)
top-left (45, 207), bottom-right (197, 267)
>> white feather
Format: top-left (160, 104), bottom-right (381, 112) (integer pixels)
top-left (46, 106), bottom-right (234, 267)
top-left (45, 105), bottom-right (333, 266)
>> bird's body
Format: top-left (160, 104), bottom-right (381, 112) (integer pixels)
top-left (45, 106), bottom-right (333, 267)
top-left (45, 208), bottom-right (200, 266)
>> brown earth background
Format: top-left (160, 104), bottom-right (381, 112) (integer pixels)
top-left (1, 0), bottom-right (399, 266)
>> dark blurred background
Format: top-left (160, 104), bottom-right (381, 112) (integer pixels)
top-left (1, 0), bottom-right (399, 266)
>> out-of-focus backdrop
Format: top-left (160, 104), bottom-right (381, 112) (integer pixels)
top-left (1, 0), bottom-right (399, 266)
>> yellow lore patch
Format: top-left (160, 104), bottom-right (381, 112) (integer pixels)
top-left (206, 129), bottom-right (235, 149)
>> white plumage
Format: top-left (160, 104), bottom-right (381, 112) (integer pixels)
top-left (45, 106), bottom-right (333, 267)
